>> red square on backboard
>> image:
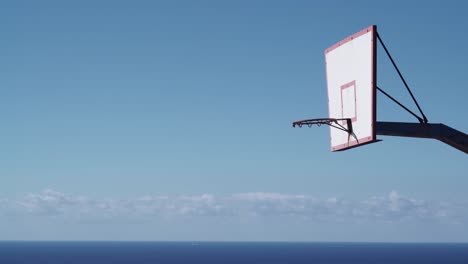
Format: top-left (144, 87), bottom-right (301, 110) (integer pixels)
top-left (340, 80), bottom-right (357, 125)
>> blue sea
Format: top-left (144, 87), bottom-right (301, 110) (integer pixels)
top-left (1, 242), bottom-right (467, 263)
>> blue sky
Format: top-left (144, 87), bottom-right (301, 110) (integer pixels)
top-left (1, 0), bottom-right (467, 241)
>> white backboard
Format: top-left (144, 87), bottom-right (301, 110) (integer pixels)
top-left (325, 25), bottom-right (377, 151)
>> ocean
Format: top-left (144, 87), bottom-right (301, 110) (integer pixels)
top-left (0, 242), bottom-right (467, 263)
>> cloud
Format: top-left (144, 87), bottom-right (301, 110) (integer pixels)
top-left (2, 190), bottom-right (467, 224)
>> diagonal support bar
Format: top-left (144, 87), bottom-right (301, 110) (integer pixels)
top-left (376, 121), bottom-right (468, 154)
top-left (376, 86), bottom-right (424, 123)
top-left (377, 33), bottom-right (428, 124)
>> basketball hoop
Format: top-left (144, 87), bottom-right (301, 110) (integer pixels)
top-left (293, 118), bottom-right (359, 143)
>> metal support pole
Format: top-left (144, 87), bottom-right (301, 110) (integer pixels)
top-left (376, 121), bottom-right (468, 154)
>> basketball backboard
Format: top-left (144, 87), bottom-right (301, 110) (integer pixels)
top-left (293, 25), bottom-right (467, 154)
top-left (325, 25), bottom-right (377, 151)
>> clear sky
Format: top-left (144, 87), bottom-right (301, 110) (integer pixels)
top-left (1, 0), bottom-right (467, 241)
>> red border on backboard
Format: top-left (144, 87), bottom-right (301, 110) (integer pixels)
top-left (325, 25), bottom-right (376, 54)
top-left (325, 25), bottom-right (377, 152)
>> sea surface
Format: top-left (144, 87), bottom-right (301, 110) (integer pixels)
top-left (0, 242), bottom-right (467, 263)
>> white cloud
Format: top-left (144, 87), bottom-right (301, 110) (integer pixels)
top-left (232, 192), bottom-right (306, 201)
top-left (1, 190), bottom-right (466, 224)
